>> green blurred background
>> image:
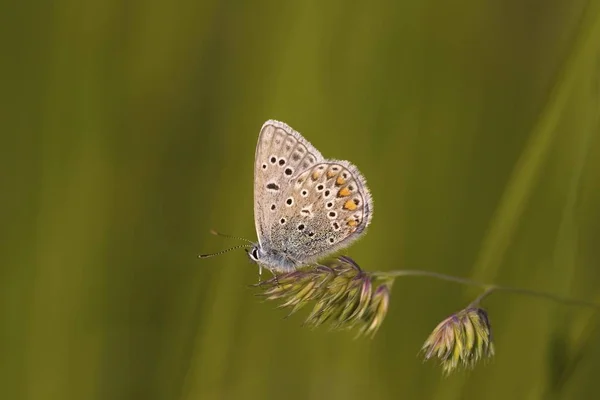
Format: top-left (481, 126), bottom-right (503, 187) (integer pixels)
top-left (2, 0), bottom-right (600, 399)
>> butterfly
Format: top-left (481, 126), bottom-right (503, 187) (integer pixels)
top-left (244, 120), bottom-right (373, 275)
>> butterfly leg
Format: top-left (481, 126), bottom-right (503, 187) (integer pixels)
top-left (267, 268), bottom-right (281, 287)
top-left (256, 264), bottom-right (263, 284)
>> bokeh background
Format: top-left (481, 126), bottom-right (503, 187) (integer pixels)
top-left (2, 1), bottom-right (600, 399)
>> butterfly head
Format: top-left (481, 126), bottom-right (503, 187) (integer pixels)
top-left (246, 245), bottom-right (262, 263)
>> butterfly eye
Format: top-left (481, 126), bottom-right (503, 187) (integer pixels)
top-left (251, 248), bottom-right (259, 260)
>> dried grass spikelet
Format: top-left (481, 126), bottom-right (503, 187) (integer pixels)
top-left (421, 307), bottom-right (495, 374)
top-left (253, 256), bottom-right (391, 338)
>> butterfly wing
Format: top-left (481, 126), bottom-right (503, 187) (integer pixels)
top-left (271, 160), bottom-right (373, 265)
top-left (253, 120), bottom-right (324, 246)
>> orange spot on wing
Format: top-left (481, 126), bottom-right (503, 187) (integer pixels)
top-left (336, 176), bottom-right (345, 186)
top-left (343, 200), bottom-right (357, 211)
top-left (327, 170), bottom-right (336, 178)
top-left (338, 187), bottom-right (351, 197)
top-left (347, 219), bottom-right (357, 227)
top-left (312, 171), bottom-right (320, 180)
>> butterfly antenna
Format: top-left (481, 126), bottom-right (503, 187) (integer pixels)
top-left (198, 244), bottom-right (253, 259)
top-left (209, 229), bottom-right (254, 244)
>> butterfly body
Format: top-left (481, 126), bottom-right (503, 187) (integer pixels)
top-left (250, 120), bottom-right (373, 274)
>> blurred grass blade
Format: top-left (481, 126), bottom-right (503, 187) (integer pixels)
top-left (471, 2), bottom-right (600, 282)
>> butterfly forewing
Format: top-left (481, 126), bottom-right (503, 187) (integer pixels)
top-left (253, 120), bottom-right (324, 245)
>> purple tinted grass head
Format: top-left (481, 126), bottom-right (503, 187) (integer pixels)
top-left (421, 307), bottom-right (495, 374)
top-left (253, 256), bottom-right (392, 337)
